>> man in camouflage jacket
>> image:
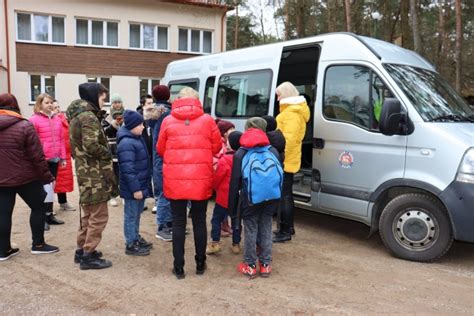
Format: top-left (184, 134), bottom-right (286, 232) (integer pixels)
top-left (66, 82), bottom-right (118, 270)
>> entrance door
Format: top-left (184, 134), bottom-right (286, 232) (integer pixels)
top-left (313, 63), bottom-right (407, 220)
top-left (276, 44), bottom-right (320, 202)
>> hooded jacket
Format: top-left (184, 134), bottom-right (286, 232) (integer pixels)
top-left (276, 96), bottom-right (310, 173)
top-left (227, 128), bottom-right (280, 218)
top-left (157, 98), bottom-right (221, 200)
top-left (0, 111), bottom-right (54, 186)
top-left (213, 150), bottom-right (234, 209)
top-left (29, 111), bottom-right (66, 161)
top-left (66, 83), bottom-right (118, 205)
top-left (117, 127), bottom-right (151, 199)
top-left (54, 113), bottom-right (74, 193)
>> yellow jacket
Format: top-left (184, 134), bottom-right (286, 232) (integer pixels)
top-left (276, 96), bottom-right (310, 173)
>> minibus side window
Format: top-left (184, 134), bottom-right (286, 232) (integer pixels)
top-left (169, 80), bottom-right (199, 102)
top-left (215, 70), bottom-right (272, 118)
top-left (323, 65), bottom-right (393, 131)
top-left (203, 77), bottom-right (215, 114)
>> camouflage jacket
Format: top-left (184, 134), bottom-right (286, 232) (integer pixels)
top-left (66, 99), bottom-right (119, 205)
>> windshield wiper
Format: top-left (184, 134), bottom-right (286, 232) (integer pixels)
top-left (428, 114), bottom-right (474, 122)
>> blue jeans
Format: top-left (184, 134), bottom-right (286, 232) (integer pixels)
top-left (243, 202), bottom-right (275, 266)
top-left (153, 155), bottom-right (171, 228)
top-left (210, 203), bottom-right (241, 245)
top-left (124, 199), bottom-right (145, 246)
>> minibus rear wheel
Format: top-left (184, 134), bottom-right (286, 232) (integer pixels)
top-left (379, 193), bottom-right (453, 262)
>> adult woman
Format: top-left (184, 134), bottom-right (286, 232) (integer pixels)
top-left (52, 100), bottom-right (75, 212)
top-left (157, 87), bottom-right (221, 279)
top-left (273, 82), bottom-right (310, 243)
top-left (30, 93), bottom-right (67, 229)
top-left (0, 93), bottom-right (59, 261)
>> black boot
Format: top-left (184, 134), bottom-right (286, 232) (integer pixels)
top-left (80, 252), bottom-right (112, 270)
top-left (74, 248), bottom-right (103, 264)
top-left (173, 266), bottom-right (185, 280)
top-left (195, 255), bottom-right (207, 275)
top-left (272, 225), bottom-right (291, 243)
top-left (46, 214), bottom-right (65, 225)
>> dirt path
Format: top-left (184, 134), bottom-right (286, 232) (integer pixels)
top-left (1, 189), bottom-right (473, 314)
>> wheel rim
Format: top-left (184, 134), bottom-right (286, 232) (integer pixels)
top-left (392, 208), bottom-right (439, 251)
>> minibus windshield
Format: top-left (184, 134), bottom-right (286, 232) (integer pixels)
top-left (385, 64), bottom-right (473, 122)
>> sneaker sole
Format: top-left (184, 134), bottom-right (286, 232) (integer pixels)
top-left (0, 250), bottom-right (20, 261)
top-left (260, 273), bottom-right (271, 278)
top-left (125, 252), bottom-right (150, 256)
top-left (155, 234), bottom-right (172, 242)
top-left (31, 249), bottom-right (59, 254)
top-left (80, 263), bottom-right (112, 270)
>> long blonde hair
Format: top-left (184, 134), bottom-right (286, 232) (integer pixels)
top-left (34, 93), bottom-right (54, 113)
top-left (276, 82), bottom-right (300, 100)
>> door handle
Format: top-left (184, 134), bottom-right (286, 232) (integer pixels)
top-left (313, 138), bottom-right (324, 149)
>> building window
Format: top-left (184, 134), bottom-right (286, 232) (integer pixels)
top-left (76, 19), bottom-right (118, 47)
top-left (16, 12), bottom-right (65, 44)
top-left (129, 23), bottom-right (168, 51)
top-left (87, 76), bottom-right (111, 103)
top-left (216, 70), bottom-right (272, 117)
top-left (140, 79), bottom-right (161, 97)
top-left (178, 28), bottom-right (212, 54)
top-left (30, 74), bottom-right (55, 103)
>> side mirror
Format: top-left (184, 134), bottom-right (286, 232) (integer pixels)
top-left (379, 98), bottom-right (414, 136)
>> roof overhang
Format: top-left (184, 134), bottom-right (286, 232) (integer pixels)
top-left (160, 0), bottom-right (234, 11)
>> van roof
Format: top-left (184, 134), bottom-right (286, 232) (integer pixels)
top-left (165, 33), bottom-right (434, 81)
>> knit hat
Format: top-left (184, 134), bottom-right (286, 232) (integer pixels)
top-left (123, 110), bottom-right (144, 130)
top-left (110, 93), bottom-right (123, 104)
top-left (0, 93), bottom-right (20, 113)
top-left (110, 106), bottom-right (124, 119)
top-left (215, 118), bottom-right (235, 137)
top-left (152, 85), bottom-right (170, 102)
top-left (228, 131), bottom-right (242, 151)
top-left (262, 115), bottom-right (277, 132)
top-left (245, 117), bottom-right (267, 131)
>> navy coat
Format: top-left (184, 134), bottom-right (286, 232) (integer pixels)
top-left (117, 127), bottom-right (152, 199)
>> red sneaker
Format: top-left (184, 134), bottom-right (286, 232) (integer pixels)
top-left (237, 262), bottom-right (257, 279)
top-left (259, 262), bottom-right (272, 278)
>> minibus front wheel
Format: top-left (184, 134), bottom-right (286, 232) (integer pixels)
top-left (379, 193), bottom-right (454, 262)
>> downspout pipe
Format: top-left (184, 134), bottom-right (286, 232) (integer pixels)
top-left (3, 0), bottom-right (11, 93)
top-left (220, 10), bottom-right (226, 52)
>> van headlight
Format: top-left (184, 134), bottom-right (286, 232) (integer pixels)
top-left (456, 148), bottom-right (474, 184)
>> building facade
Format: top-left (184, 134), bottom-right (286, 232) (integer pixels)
top-left (0, 0), bottom-right (230, 116)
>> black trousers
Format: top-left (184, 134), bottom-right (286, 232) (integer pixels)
top-left (46, 161), bottom-right (58, 215)
top-left (279, 172), bottom-right (295, 234)
top-left (0, 181), bottom-right (47, 253)
top-left (57, 193), bottom-right (67, 204)
top-left (170, 199), bottom-right (208, 269)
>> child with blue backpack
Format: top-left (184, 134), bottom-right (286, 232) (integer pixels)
top-left (117, 110), bottom-right (153, 256)
top-left (228, 117), bottom-right (283, 279)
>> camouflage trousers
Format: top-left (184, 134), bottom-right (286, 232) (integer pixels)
top-left (77, 202), bottom-right (108, 253)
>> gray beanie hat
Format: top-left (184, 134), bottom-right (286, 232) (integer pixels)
top-left (110, 93), bottom-right (123, 103)
top-left (245, 117), bottom-right (267, 131)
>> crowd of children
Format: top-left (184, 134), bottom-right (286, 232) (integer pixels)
top-left (0, 80), bottom-right (310, 280)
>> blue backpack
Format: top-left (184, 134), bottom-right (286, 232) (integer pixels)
top-left (241, 145), bottom-right (283, 206)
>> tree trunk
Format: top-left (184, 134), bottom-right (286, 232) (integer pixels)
top-left (437, 0), bottom-right (447, 70)
top-left (455, 0), bottom-right (462, 92)
top-left (327, 0), bottom-right (337, 32)
top-left (234, 2), bottom-right (239, 49)
top-left (344, 0), bottom-right (351, 32)
top-left (409, 0), bottom-right (421, 53)
top-left (284, 0), bottom-right (290, 40)
top-left (400, 0), bottom-right (411, 49)
top-left (295, 0), bottom-right (305, 37)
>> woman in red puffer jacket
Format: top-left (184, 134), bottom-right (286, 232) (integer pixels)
top-left (52, 100), bottom-right (75, 212)
top-left (157, 87), bottom-right (221, 279)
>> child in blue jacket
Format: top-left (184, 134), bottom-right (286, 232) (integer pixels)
top-left (117, 110), bottom-right (153, 256)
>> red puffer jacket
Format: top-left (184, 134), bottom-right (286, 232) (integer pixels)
top-left (157, 98), bottom-right (221, 201)
top-left (213, 152), bottom-right (234, 208)
top-left (0, 110), bottom-right (54, 187)
top-left (54, 113), bottom-right (74, 193)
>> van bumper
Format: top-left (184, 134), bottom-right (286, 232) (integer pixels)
top-left (439, 181), bottom-right (474, 243)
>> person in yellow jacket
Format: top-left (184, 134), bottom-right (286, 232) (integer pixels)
top-left (273, 82), bottom-right (310, 243)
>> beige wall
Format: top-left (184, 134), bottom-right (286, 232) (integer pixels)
top-left (6, 0), bottom-right (226, 115)
top-left (1, 0), bottom-right (9, 94)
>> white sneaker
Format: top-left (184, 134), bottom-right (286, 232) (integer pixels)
top-left (109, 198), bottom-right (118, 207)
top-left (59, 202), bottom-right (76, 211)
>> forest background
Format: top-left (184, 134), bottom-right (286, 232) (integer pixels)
top-left (212, 0), bottom-right (472, 101)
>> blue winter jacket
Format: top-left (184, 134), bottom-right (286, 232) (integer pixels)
top-left (117, 127), bottom-right (152, 199)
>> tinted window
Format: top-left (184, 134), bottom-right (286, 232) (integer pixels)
top-left (216, 70), bottom-right (272, 117)
top-left (169, 81), bottom-right (199, 102)
top-left (203, 77), bottom-right (215, 114)
top-left (324, 65), bottom-right (393, 131)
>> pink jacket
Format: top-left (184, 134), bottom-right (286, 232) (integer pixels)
top-left (30, 112), bottom-right (66, 160)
